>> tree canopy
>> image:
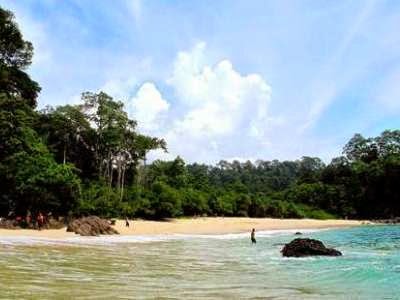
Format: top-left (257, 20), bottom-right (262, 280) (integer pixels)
top-left (0, 8), bottom-right (40, 107)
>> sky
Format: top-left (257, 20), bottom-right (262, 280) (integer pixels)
top-left (1, 0), bottom-right (400, 163)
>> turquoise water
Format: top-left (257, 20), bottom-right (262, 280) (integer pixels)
top-left (0, 225), bottom-right (399, 299)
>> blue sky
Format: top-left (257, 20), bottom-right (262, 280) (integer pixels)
top-left (1, 0), bottom-right (399, 163)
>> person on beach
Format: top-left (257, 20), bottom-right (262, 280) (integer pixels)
top-left (125, 217), bottom-right (130, 227)
top-left (37, 212), bottom-right (44, 230)
top-left (25, 213), bottom-right (31, 228)
top-left (15, 215), bottom-right (22, 224)
top-left (251, 228), bottom-right (256, 244)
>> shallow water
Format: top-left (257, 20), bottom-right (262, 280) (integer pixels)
top-left (0, 226), bottom-right (399, 299)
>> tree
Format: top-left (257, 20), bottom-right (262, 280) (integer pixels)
top-left (297, 156), bottom-right (325, 183)
top-left (186, 163), bottom-right (211, 190)
top-left (79, 91), bottom-right (167, 200)
top-left (150, 181), bottom-right (182, 219)
top-left (37, 105), bottom-right (97, 178)
top-left (343, 134), bottom-right (378, 163)
top-left (146, 157), bottom-right (188, 189)
top-left (0, 9), bottom-right (81, 218)
top-left (375, 130), bottom-right (400, 158)
top-left (181, 188), bottom-right (209, 216)
top-left (0, 94), bottom-right (81, 216)
top-left (10, 150), bottom-right (81, 216)
top-left (0, 7), bottom-right (40, 107)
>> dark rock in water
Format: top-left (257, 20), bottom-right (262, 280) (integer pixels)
top-left (281, 238), bottom-right (342, 257)
top-left (67, 216), bottom-right (119, 236)
top-left (295, 232), bottom-right (302, 235)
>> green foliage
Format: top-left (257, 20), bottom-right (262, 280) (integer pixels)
top-left (0, 94), bottom-right (80, 217)
top-left (0, 7), bottom-right (40, 107)
top-left (149, 181), bottom-right (182, 219)
top-left (294, 204), bottom-right (336, 220)
top-left (37, 105), bottom-right (97, 177)
top-left (181, 188), bottom-right (209, 216)
top-left (0, 8), bottom-right (33, 68)
top-left (146, 157), bottom-right (188, 188)
top-left (213, 194), bottom-right (236, 216)
top-left (78, 181), bottom-right (116, 217)
top-left (11, 150), bottom-right (80, 215)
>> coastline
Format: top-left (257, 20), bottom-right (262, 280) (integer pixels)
top-left (0, 217), bottom-right (367, 239)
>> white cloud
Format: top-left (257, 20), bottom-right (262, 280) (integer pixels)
top-left (143, 42), bottom-right (272, 163)
top-left (101, 77), bottom-right (138, 101)
top-left (127, 82), bottom-right (170, 132)
top-left (171, 44), bottom-right (270, 135)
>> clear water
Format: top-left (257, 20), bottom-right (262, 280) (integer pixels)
top-left (0, 225), bottom-right (399, 299)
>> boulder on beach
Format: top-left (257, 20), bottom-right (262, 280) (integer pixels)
top-left (281, 238), bottom-right (342, 257)
top-left (0, 219), bottom-right (19, 229)
top-left (372, 218), bottom-right (400, 224)
top-left (67, 216), bottom-right (119, 236)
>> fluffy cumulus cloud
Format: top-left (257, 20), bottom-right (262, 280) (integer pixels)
top-left (169, 43), bottom-right (270, 137)
top-left (101, 77), bottom-right (138, 102)
top-left (127, 82), bottom-right (169, 132)
top-left (129, 42), bottom-right (272, 162)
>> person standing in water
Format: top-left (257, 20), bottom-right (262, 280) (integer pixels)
top-left (251, 228), bottom-right (256, 244)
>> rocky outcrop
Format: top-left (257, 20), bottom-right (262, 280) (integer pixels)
top-left (67, 216), bottom-right (119, 236)
top-left (281, 238), bottom-right (342, 257)
top-left (0, 219), bottom-right (19, 229)
top-left (372, 218), bottom-right (400, 224)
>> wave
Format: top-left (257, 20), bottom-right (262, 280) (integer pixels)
top-left (0, 228), bottom-right (326, 246)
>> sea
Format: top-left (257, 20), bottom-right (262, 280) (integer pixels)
top-left (0, 225), bottom-right (399, 299)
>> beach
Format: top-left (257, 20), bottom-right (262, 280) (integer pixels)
top-left (0, 217), bottom-right (365, 238)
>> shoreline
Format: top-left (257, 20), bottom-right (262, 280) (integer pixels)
top-left (0, 217), bottom-right (368, 239)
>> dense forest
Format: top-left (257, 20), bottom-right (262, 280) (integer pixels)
top-left (1, 7), bottom-right (399, 221)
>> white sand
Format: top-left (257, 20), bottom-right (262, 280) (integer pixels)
top-left (0, 217), bottom-right (367, 238)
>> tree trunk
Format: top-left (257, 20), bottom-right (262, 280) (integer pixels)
top-left (120, 166), bottom-right (125, 201)
top-left (117, 158), bottom-right (122, 192)
top-left (143, 155), bottom-right (147, 188)
top-left (63, 143), bottom-right (67, 165)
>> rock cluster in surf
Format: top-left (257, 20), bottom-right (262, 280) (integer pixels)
top-left (281, 238), bottom-right (342, 257)
top-left (67, 216), bottom-right (119, 236)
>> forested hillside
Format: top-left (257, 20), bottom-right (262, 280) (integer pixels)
top-left (1, 7), bottom-right (399, 220)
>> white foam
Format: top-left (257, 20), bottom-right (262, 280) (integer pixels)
top-left (0, 235), bottom-right (177, 246)
top-left (173, 228), bottom-right (322, 240)
top-left (0, 228), bottom-right (325, 246)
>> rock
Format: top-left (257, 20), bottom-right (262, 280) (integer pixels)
top-left (372, 218), bottom-right (400, 224)
top-left (0, 219), bottom-right (19, 229)
top-left (294, 232), bottom-right (302, 235)
top-left (46, 217), bottom-right (65, 229)
top-left (281, 238), bottom-right (342, 257)
top-left (67, 216), bottom-right (119, 236)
